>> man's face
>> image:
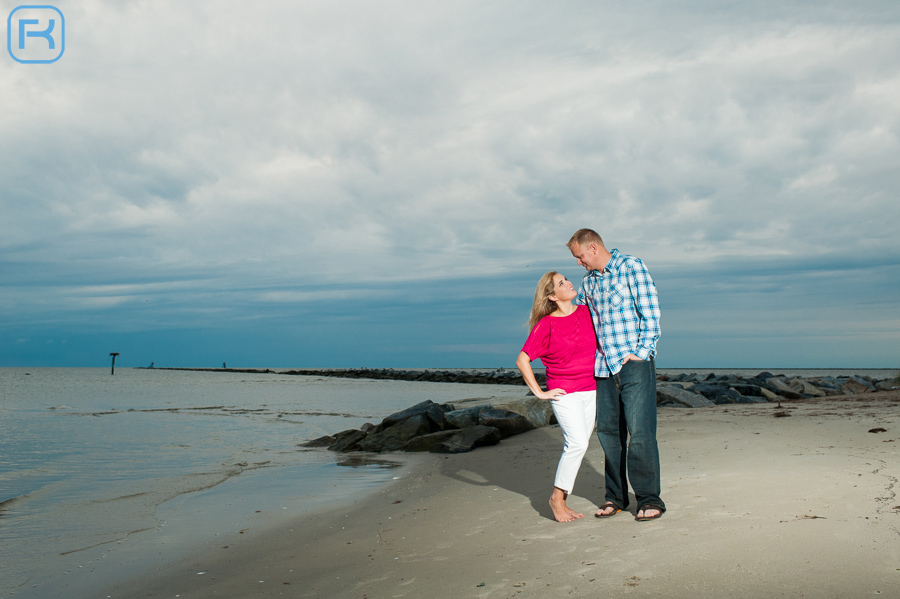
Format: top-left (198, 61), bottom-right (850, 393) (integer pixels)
top-left (570, 242), bottom-right (604, 272)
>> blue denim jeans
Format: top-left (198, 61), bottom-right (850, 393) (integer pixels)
top-left (596, 358), bottom-right (665, 512)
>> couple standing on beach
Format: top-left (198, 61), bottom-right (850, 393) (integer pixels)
top-left (516, 228), bottom-right (665, 523)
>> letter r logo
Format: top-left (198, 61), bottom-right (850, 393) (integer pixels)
top-left (7, 5), bottom-right (65, 64)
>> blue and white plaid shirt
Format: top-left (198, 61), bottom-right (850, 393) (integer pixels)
top-left (575, 248), bottom-right (661, 377)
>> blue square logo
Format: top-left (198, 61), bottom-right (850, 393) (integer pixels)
top-left (8, 5), bottom-right (65, 64)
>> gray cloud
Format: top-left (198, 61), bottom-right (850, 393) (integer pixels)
top-left (2, 0), bottom-right (898, 366)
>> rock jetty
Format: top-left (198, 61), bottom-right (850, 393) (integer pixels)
top-left (282, 367), bottom-right (533, 385)
top-left (302, 396), bottom-right (553, 455)
top-left (302, 370), bottom-right (897, 455)
top-left (656, 371), bottom-right (897, 407)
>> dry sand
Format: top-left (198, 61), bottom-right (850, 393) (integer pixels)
top-left (105, 391), bottom-right (900, 598)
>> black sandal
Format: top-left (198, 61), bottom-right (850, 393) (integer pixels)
top-left (594, 502), bottom-right (622, 518)
top-left (635, 504), bottom-right (664, 521)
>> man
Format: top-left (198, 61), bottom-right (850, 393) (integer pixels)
top-left (568, 228), bottom-right (665, 521)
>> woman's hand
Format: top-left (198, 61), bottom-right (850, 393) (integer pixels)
top-left (517, 352), bottom-right (567, 401)
top-left (534, 388), bottom-right (566, 401)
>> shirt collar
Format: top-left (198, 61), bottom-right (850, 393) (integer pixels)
top-left (587, 248), bottom-right (621, 277)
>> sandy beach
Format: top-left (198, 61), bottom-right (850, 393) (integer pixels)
top-left (104, 390), bottom-right (900, 599)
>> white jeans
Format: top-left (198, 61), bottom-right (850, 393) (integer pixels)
top-left (550, 390), bottom-right (596, 494)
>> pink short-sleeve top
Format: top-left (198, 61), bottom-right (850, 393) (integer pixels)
top-left (521, 304), bottom-right (599, 393)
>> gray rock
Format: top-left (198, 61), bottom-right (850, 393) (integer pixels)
top-left (787, 378), bottom-right (826, 397)
top-left (711, 387), bottom-right (743, 404)
top-left (328, 429), bottom-right (369, 452)
top-left (690, 383), bottom-right (726, 400)
top-left (759, 388), bottom-right (782, 402)
top-left (405, 425), bottom-right (502, 454)
top-left (806, 380), bottom-right (845, 396)
top-left (842, 378), bottom-right (871, 394)
top-left (730, 383), bottom-right (764, 397)
top-left (300, 435), bottom-right (335, 448)
top-left (876, 378), bottom-right (899, 391)
top-left (733, 394), bottom-right (768, 404)
top-left (356, 414), bottom-right (432, 452)
top-left (847, 375), bottom-right (875, 392)
top-left (445, 406), bottom-right (482, 429)
top-left (765, 377), bottom-right (806, 399)
top-left (656, 384), bottom-right (715, 408)
top-left (492, 397), bottom-right (555, 428)
top-left (381, 400), bottom-right (444, 428)
top-left (478, 408), bottom-right (536, 439)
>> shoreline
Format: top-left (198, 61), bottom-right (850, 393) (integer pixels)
top-left (12, 453), bottom-right (427, 599)
top-left (104, 389), bottom-right (900, 599)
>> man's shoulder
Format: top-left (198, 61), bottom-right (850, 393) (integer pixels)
top-left (609, 249), bottom-right (646, 272)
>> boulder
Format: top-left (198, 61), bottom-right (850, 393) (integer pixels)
top-left (764, 377), bottom-right (806, 399)
top-left (788, 379), bottom-right (826, 397)
top-left (730, 383), bottom-right (765, 397)
top-left (710, 387), bottom-right (743, 405)
top-left (876, 378), bottom-right (899, 391)
top-left (328, 429), bottom-right (369, 452)
top-left (733, 393), bottom-right (768, 404)
top-left (381, 400), bottom-right (444, 428)
top-left (759, 388), bottom-right (782, 402)
top-left (492, 397), bottom-right (555, 428)
top-left (656, 384), bottom-right (715, 408)
top-left (356, 414), bottom-right (432, 452)
top-left (300, 434), bottom-right (335, 448)
top-left (689, 383), bottom-right (726, 400)
top-left (845, 375), bottom-right (875, 393)
top-left (842, 378), bottom-right (871, 394)
top-left (478, 408), bottom-right (536, 439)
top-left (807, 380), bottom-right (845, 396)
top-left (405, 425), bottom-right (502, 454)
top-left (445, 406), bottom-right (482, 429)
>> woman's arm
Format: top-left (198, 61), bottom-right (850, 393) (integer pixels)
top-left (516, 351), bottom-right (565, 400)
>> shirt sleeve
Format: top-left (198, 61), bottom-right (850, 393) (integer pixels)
top-left (627, 259), bottom-right (661, 359)
top-left (521, 318), bottom-right (551, 361)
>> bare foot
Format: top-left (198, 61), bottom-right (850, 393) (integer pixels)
top-left (567, 506), bottom-right (585, 519)
top-left (549, 495), bottom-right (576, 522)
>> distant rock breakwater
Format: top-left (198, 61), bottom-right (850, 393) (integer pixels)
top-left (656, 371), bottom-right (897, 408)
top-left (282, 367), bottom-right (531, 385)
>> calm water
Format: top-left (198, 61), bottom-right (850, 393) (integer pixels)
top-left (0, 368), bottom-right (529, 599)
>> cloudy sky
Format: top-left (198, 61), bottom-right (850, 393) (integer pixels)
top-left (2, 0), bottom-right (898, 369)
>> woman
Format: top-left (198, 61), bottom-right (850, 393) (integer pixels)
top-left (516, 271), bottom-right (598, 523)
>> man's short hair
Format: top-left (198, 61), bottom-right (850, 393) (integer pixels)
top-left (567, 228), bottom-right (604, 249)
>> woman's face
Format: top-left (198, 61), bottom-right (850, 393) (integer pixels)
top-left (550, 274), bottom-right (576, 303)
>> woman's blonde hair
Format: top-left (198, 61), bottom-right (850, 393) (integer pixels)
top-left (528, 271), bottom-right (560, 331)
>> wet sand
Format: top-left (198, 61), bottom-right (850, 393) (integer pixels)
top-left (105, 391), bottom-right (900, 598)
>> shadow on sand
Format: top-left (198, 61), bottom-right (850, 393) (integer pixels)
top-left (440, 426), bottom-right (637, 521)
